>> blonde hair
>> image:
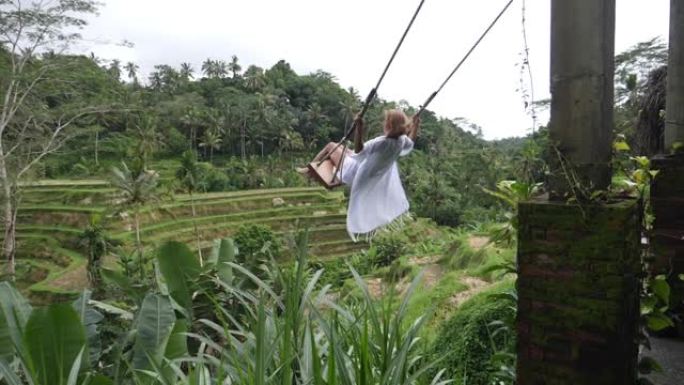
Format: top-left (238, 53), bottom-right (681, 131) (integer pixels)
top-left (383, 109), bottom-right (409, 138)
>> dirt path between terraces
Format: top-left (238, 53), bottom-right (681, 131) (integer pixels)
top-left (468, 236), bottom-right (490, 251)
top-left (50, 265), bottom-right (88, 291)
top-left (449, 276), bottom-right (490, 307)
top-left (367, 235), bottom-right (494, 303)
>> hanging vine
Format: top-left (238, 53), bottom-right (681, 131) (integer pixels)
top-left (518, 0), bottom-right (537, 131)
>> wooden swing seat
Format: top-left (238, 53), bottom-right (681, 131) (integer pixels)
top-left (307, 159), bottom-right (344, 190)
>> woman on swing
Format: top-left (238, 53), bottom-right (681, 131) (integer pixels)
top-left (299, 109), bottom-right (421, 240)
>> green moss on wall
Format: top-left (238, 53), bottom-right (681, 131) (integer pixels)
top-left (516, 199), bottom-right (640, 385)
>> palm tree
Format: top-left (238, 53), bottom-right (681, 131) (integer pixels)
top-left (240, 113), bottom-right (248, 161)
top-left (313, 69), bottom-right (336, 82)
top-left (133, 115), bottom-right (161, 169)
top-left (204, 109), bottom-right (225, 159)
top-left (217, 100), bottom-right (233, 144)
top-left (182, 107), bottom-right (203, 151)
top-left (216, 60), bottom-right (228, 78)
top-left (307, 103), bottom-right (325, 124)
top-left (278, 128), bottom-right (304, 155)
top-left (109, 59), bottom-right (122, 81)
top-left (176, 150), bottom-right (205, 264)
top-left (305, 103), bottom-right (329, 148)
top-left (248, 94), bottom-right (277, 157)
top-left (90, 110), bottom-right (113, 167)
top-left (110, 163), bottom-right (160, 280)
top-left (151, 64), bottom-right (180, 93)
top-left (206, 108), bottom-right (225, 132)
top-left (180, 62), bottom-right (194, 81)
top-left (348, 86), bottom-right (361, 101)
top-left (125, 61), bottom-right (139, 84)
top-left (339, 97), bottom-right (357, 130)
top-left (202, 58), bottom-right (228, 78)
top-left (78, 216), bottom-right (119, 291)
top-left (149, 72), bottom-right (163, 91)
top-left (244, 65), bottom-right (265, 91)
top-left (227, 102), bottom-right (249, 160)
top-left (199, 129), bottom-right (223, 162)
top-left (229, 55), bottom-right (242, 78)
top-left (202, 58), bottom-right (215, 78)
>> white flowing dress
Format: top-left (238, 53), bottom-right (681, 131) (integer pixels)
top-left (339, 134), bottom-right (414, 240)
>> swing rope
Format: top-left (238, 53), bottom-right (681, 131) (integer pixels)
top-left (311, 0), bottom-right (515, 188)
top-left (344, 0), bottom-right (427, 142)
top-left (417, 0), bottom-right (515, 116)
top-left (316, 0), bottom-right (427, 171)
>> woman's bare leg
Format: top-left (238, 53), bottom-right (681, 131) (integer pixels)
top-left (297, 142), bottom-right (341, 174)
top-left (329, 147), bottom-right (352, 166)
top-left (312, 142), bottom-right (338, 162)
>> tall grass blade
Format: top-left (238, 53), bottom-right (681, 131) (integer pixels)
top-left (0, 359), bottom-right (23, 385)
top-left (66, 347), bottom-right (86, 385)
top-left (228, 262), bottom-right (283, 307)
top-left (0, 282), bottom-right (32, 360)
top-left (255, 299), bottom-right (267, 385)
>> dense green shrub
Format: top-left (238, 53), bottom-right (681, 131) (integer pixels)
top-left (428, 201), bottom-right (463, 227)
top-left (372, 233), bottom-right (408, 267)
top-left (200, 163), bottom-right (230, 192)
top-left (460, 206), bottom-right (499, 227)
top-left (234, 224), bottom-right (282, 262)
top-left (385, 257), bottom-right (413, 283)
top-left (430, 283), bottom-right (515, 385)
top-left (442, 239), bottom-right (487, 270)
top-left (280, 167), bottom-right (306, 187)
top-left (163, 126), bottom-right (190, 155)
top-left (176, 158), bottom-right (231, 193)
top-left (311, 252), bottom-right (376, 288)
top-left (217, 156), bottom-right (308, 190)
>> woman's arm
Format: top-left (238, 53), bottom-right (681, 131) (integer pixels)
top-left (353, 115), bottom-right (365, 153)
top-left (407, 115), bottom-right (421, 141)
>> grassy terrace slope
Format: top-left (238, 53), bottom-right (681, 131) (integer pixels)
top-left (7, 181), bottom-right (364, 302)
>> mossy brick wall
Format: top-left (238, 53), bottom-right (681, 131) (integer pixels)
top-left (651, 155), bottom-right (684, 309)
top-left (516, 199), bottom-right (640, 385)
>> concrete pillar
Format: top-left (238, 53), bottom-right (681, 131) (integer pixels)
top-left (516, 1), bottom-right (640, 383)
top-left (650, 0), bottom-right (684, 331)
top-left (547, 0), bottom-right (615, 198)
top-left (665, 0), bottom-right (684, 150)
top-left (651, 156), bottom-right (684, 315)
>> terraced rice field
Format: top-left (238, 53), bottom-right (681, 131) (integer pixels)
top-left (5, 180), bottom-right (365, 301)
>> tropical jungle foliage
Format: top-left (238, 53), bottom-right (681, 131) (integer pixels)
top-left (0, 238), bottom-right (455, 385)
top-left (1, 0), bottom-right (681, 384)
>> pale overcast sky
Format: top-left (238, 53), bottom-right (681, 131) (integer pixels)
top-left (78, 0), bottom-right (671, 139)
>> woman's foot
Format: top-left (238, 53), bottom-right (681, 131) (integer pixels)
top-left (296, 166), bottom-right (316, 179)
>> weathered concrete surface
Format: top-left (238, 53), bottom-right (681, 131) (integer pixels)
top-left (644, 336), bottom-right (684, 385)
top-left (665, 0), bottom-right (684, 150)
top-left (548, 0), bottom-right (616, 198)
top-left (516, 199), bottom-right (640, 385)
top-left (650, 155), bottom-right (684, 312)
